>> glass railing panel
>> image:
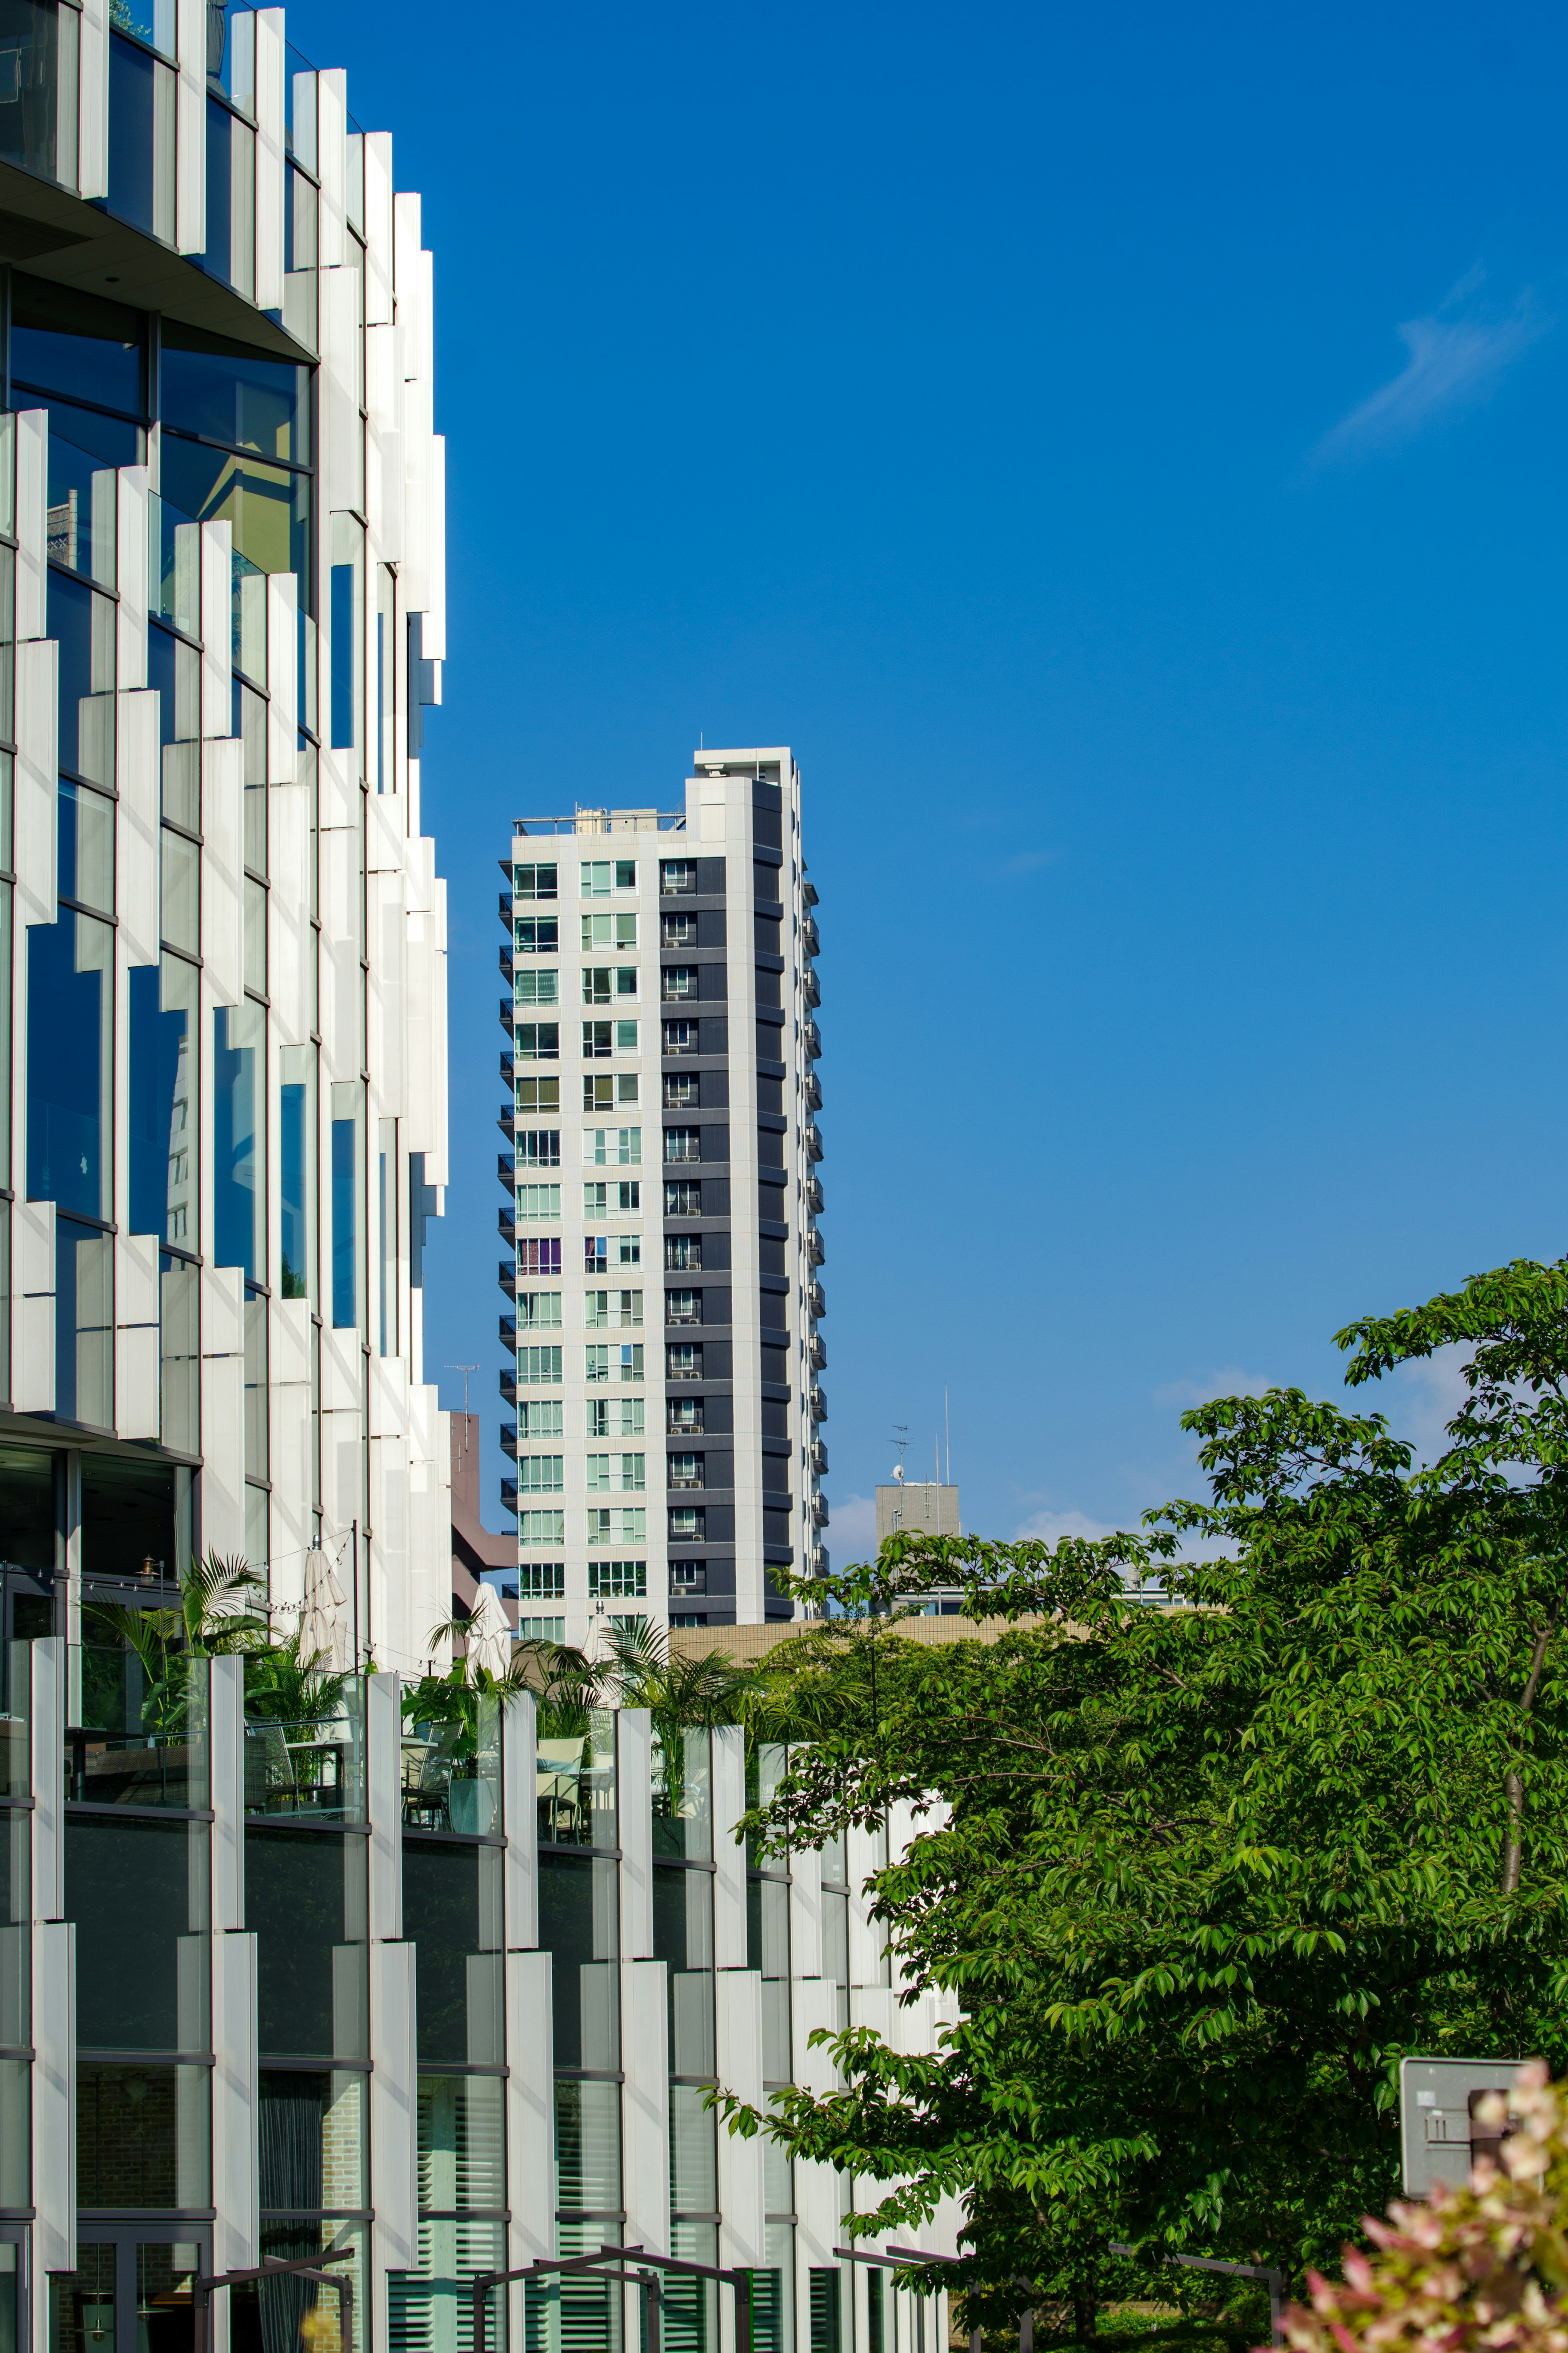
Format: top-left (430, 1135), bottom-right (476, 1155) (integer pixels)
top-left (47, 430), bottom-right (116, 588)
top-left (285, 46), bottom-right (316, 168)
top-left (0, 1638), bottom-right (29, 1799)
top-left (66, 1644), bottom-right (210, 1809)
top-left (207, 0), bottom-right (253, 112)
top-left (535, 1706), bottom-right (618, 1848)
top-left (232, 544), bottom-right (265, 683)
top-left (652, 1725), bottom-right (712, 1859)
top-left (149, 492), bottom-right (200, 639)
top-left (243, 1662), bottom-right (365, 1821)
top-left (401, 1690), bottom-right (501, 1835)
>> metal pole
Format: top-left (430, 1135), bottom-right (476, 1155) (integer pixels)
top-left (644, 2271), bottom-right (662, 2353)
top-left (731, 2268), bottom-right (752, 2353)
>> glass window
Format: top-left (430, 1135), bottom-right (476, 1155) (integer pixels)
top-left (515, 918), bottom-right (558, 956)
top-left (49, 571), bottom-right (115, 788)
top-left (581, 912), bottom-right (637, 950)
top-left (280, 1044), bottom-right (315, 1300)
top-left (514, 863), bottom-right (556, 900)
top-left (159, 432), bottom-right (310, 582)
top-left (516, 1347), bottom-right (561, 1385)
top-left (401, 1841), bottom-right (503, 2068)
top-left (80, 1449), bottom-right (180, 1578)
top-left (517, 1399), bottom-right (562, 1439)
top-left (258, 2067), bottom-right (368, 2210)
top-left (516, 1456), bottom-right (563, 1494)
top-left (555, 2076), bottom-right (621, 2205)
top-left (517, 1292), bottom-right (561, 1331)
top-left (10, 275), bottom-right (143, 414)
top-left (129, 954), bottom-right (197, 1245)
top-left (66, 1815), bottom-right (209, 2050)
top-left (160, 320), bottom-right (309, 464)
top-left (214, 1001), bottom-right (263, 1280)
top-left (537, 1854), bottom-right (618, 2068)
top-left (46, 424), bottom-right (119, 585)
top-left (76, 2063), bottom-right (210, 2208)
top-left (514, 967), bottom-right (558, 1006)
top-left (515, 1022), bottom-right (559, 1061)
top-left (245, 1824), bottom-right (369, 2063)
top-left (328, 512), bottom-right (363, 756)
top-left (28, 911), bottom-right (111, 1218)
top-left (108, 34), bottom-right (175, 242)
top-left (330, 1082), bottom-right (361, 1329)
top-left (58, 780), bottom-right (113, 917)
top-left (514, 1185), bottom-right (559, 1222)
top-left (516, 1238), bottom-right (559, 1276)
top-left (377, 1118), bottom-right (394, 1359)
top-left (514, 1129), bottom-right (559, 1169)
top-left (160, 827), bottom-right (199, 955)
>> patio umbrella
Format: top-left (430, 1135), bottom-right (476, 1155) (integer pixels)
top-left (300, 1547), bottom-right (350, 1668)
top-left (465, 1582), bottom-right (513, 1679)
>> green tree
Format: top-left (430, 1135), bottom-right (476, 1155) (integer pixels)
top-left (728, 1261), bottom-right (1568, 2340)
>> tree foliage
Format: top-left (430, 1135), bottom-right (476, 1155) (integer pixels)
top-left (730, 1261), bottom-right (1568, 2335)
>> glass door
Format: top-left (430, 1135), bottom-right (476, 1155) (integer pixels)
top-left (51, 2232), bottom-right (208, 2353)
top-left (0, 2229), bottom-right (28, 2353)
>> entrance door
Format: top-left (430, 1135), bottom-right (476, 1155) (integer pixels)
top-left (51, 2231), bottom-right (209, 2353)
top-left (0, 2226), bottom-right (28, 2353)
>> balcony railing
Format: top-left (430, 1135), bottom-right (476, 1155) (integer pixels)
top-left (515, 810), bottom-right (688, 837)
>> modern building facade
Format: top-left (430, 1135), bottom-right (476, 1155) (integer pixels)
top-left (495, 750), bottom-right (827, 1640)
top-left (0, 0), bottom-right (452, 1675)
top-left (0, 1633), bottom-right (961, 2353)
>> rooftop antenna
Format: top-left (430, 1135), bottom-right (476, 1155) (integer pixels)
top-left (445, 1364), bottom-right (478, 1415)
top-left (945, 1385), bottom-right (950, 1483)
top-left (892, 1424), bottom-right (908, 1483)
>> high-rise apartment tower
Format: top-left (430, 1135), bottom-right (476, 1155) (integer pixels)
top-left (499, 747), bottom-right (827, 1635)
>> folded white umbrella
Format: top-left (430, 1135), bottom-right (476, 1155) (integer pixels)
top-left (465, 1582), bottom-right (513, 1679)
top-left (301, 1547), bottom-right (350, 1669)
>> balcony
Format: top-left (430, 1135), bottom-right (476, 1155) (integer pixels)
top-left (499, 1260), bottom-right (517, 1296)
top-left (515, 810), bottom-right (689, 836)
top-left (812, 1494), bottom-right (830, 1526)
top-left (498, 890), bottom-right (512, 925)
top-left (808, 1227), bottom-right (825, 1267)
top-left (500, 1422), bottom-right (518, 1459)
top-left (803, 877), bottom-right (819, 907)
top-left (499, 1212), bottom-right (517, 1247)
top-left (500, 945), bottom-right (514, 981)
top-left (804, 1072), bottom-right (822, 1110)
top-left (501, 1053), bottom-right (515, 1086)
top-left (500, 1480), bottom-right (519, 1514)
top-left (805, 1020), bottom-right (822, 1061)
top-left (500, 1315), bottom-right (517, 1348)
top-left (499, 1106), bottom-right (516, 1141)
top-left (809, 1385), bottom-right (828, 1423)
top-left (811, 1437), bottom-right (829, 1475)
top-left (805, 1124), bottom-right (824, 1162)
top-left (499, 1153), bottom-right (516, 1184)
top-left (808, 1280), bottom-right (826, 1318)
top-left (802, 916), bottom-right (820, 957)
top-left (809, 1334), bottom-right (827, 1370)
top-left (804, 966), bottom-right (820, 1007)
top-left (500, 997), bottom-right (517, 1034)
top-left (501, 1372), bottom-right (518, 1405)
top-left (808, 1176), bottom-right (824, 1215)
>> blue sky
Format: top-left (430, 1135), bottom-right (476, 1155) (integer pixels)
top-left (307, 0), bottom-right (1568, 1554)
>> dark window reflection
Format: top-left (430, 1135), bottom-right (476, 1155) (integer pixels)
top-left (9, 276), bottom-right (143, 414)
top-left (66, 1815), bottom-right (207, 2050)
top-left (246, 1826), bottom-right (368, 2063)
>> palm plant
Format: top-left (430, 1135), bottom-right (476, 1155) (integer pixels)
top-left (597, 1613), bottom-right (755, 1739)
top-left (84, 1551), bottom-right (269, 1739)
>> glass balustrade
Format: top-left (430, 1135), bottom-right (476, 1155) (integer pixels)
top-left (46, 426), bottom-right (116, 587)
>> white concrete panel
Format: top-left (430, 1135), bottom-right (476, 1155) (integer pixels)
top-left (116, 466), bottom-right (149, 685)
top-left (31, 1920), bottom-right (75, 2276)
top-left (266, 568), bottom-right (298, 776)
top-left (320, 264), bottom-right (362, 511)
top-left (370, 1939), bottom-right (418, 2270)
top-left (618, 1708), bottom-right (653, 1960)
top-left (77, 0), bottom-right (108, 198)
top-left (847, 1824), bottom-right (886, 1989)
top-left (212, 1930), bottom-right (259, 2273)
top-left (201, 521), bottom-right (234, 730)
top-left (506, 1950), bottom-right (555, 2272)
top-left (363, 131), bottom-right (393, 325)
top-left (117, 687), bottom-right (160, 966)
top-left (715, 1969), bottom-right (766, 2268)
top-left (795, 2153), bottom-right (841, 2277)
top-left (175, 0), bottom-right (207, 250)
top-left (201, 1268), bottom-right (247, 1558)
top-left (14, 410), bottom-right (45, 642)
top-left (211, 1655), bottom-right (246, 1931)
top-left (254, 8), bottom-right (286, 311)
top-left (317, 826), bottom-right (361, 1075)
top-left (29, 1639), bottom-right (64, 1921)
top-left (269, 1296), bottom-right (314, 1616)
top-left (791, 1974), bottom-right (838, 2101)
top-left (13, 1197), bottom-right (54, 1414)
top-left (503, 1687), bottom-right (538, 1950)
top-left (266, 779), bottom-right (310, 1046)
top-left (367, 1671), bottom-right (403, 1941)
top-left (202, 735), bottom-right (244, 1007)
top-left (317, 66), bottom-right (346, 268)
top-left (790, 1842), bottom-right (823, 1983)
top-left (114, 1233), bottom-right (160, 1441)
top-left (15, 637), bottom-right (58, 928)
top-left (713, 1725), bottom-right (748, 1970)
top-left (622, 1958), bottom-right (670, 2258)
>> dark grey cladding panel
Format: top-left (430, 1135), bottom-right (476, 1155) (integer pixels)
top-left (759, 1218), bottom-right (788, 1242)
top-left (700, 1016), bottom-right (729, 1055)
top-left (698, 910), bottom-right (727, 949)
top-left (698, 962), bottom-right (727, 1002)
top-left (702, 1452), bottom-right (735, 1488)
top-left (696, 1393), bottom-right (734, 1435)
top-left (700, 1124), bottom-right (729, 1162)
top-left (758, 1167), bottom-right (787, 1189)
top-left (758, 1126), bottom-right (784, 1170)
top-left (753, 912), bottom-right (782, 955)
top-left (756, 1006), bottom-right (785, 1029)
top-left (697, 857), bottom-right (727, 894)
top-left (760, 1397), bottom-right (789, 1436)
top-left (695, 1230), bottom-right (731, 1271)
top-left (752, 800), bottom-right (783, 850)
top-left (704, 1506), bottom-right (737, 1543)
top-left (699, 1557), bottom-right (738, 1592)
top-left (702, 1340), bottom-right (733, 1379)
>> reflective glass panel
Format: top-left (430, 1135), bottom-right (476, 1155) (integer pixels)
top-left (76, 2064), bottom-right (210, 2207)
top-left (0, 0), bottom-right (58, 180)
top-left (400, 1838), bottom-right (503, 2068)
top-left (279, 1044), bottom-right (314, 1300)
top-left (129, 956), bottom-right (196, 1245)
top-left (10, 277), bottom-right (141, 412)
top-left (159, 433), bottom-right (310, 580)
top-left (161, 321), bottom-right (310, 464)
top-left (245, 1826), bottom-right (368, 2063)
top-left (55, 1218), bottom-right (112, 1427)
top-left (536, 1851), bottom-right (618, 2072)
top-left (48, 570), bottom-right (114, 787)
top-left (66, 1815), bottom-right (209, 2048)
top-left (214, 1001), bottom-right (263, 1279)
top-left (58, 781), bottom-right (114, 914)
top-left (258, 2068), bottom-right (368, 2211)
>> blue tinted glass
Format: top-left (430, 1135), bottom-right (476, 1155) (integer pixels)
top-left (161, 322), bottom-right (309, 464)
top-left (214, 1005), bottom-right (261, 1278)
top-left (107, 33), bottom-right (157, 238)
top-left (10, 275), bottom-right (142, 413)
top-left (27, 915), bottom-right (108, 1217)
top-left (202, 97), bottom-right (231, 284)
top-left (129, 964), bottom-right (189, 1238)
top-left (54, 1217), bottom-right (112, 1427)
top-left (281, 1082), bottom-right (307, 1299)
top-left (48, 571), bottom-right (113, 786)
top-left (330, 564), bottom-right (354, 747)
top-left (0, 0), bottom-right (60, 181)
top-left (159, 431), bottom-right (310, 582)
top-left (331, 1118), bottom-right (355, 1327)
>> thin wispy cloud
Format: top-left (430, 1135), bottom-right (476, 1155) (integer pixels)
top-left (1316, 270), bottom-right (1550, 463)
